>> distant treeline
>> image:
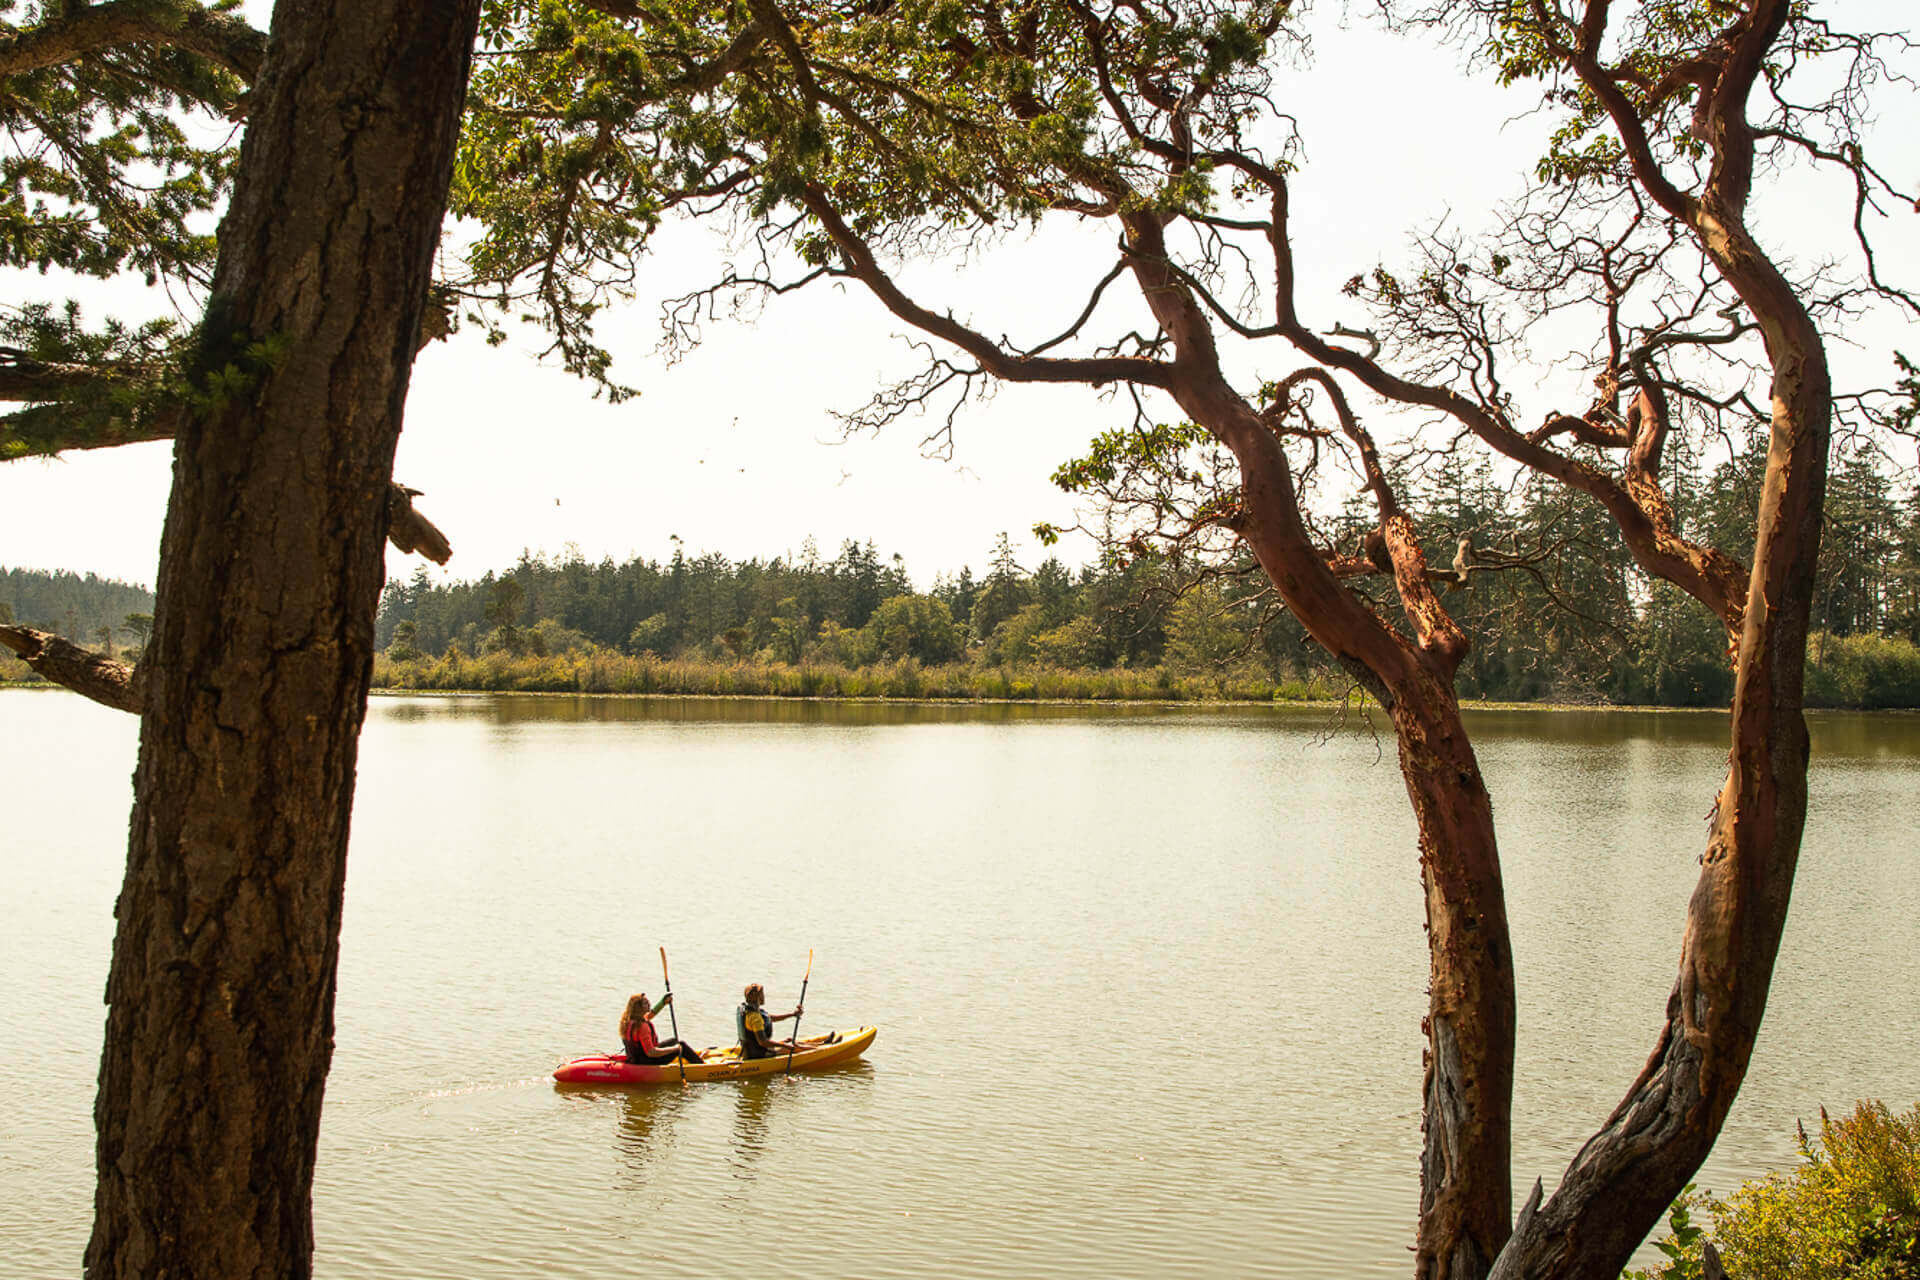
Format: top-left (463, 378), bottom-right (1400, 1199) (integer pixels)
top-left (10, 432), bottom-right (1920, 708)
top-left (0, 567), bottom-right (154, 661)
top-left (373, 435), bottom-right (1920, 709)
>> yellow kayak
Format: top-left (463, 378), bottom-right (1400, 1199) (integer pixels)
top-left (553, 1026), bottom-right (876, 1085)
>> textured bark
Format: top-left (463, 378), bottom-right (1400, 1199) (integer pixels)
top-left (83, 3), bottom-right (480, 1277)
top-left (0, 294), bottom-right (454, 459)
top-left (0, 624), bottom-right (141, 711)
top-left (1255, 368), bottom-right (1513, 1277)
top-left (1489, 232), bottom-right (1829, 1280)
top-left (1226, 413), bottom-right (1515, 1280)
top-left (1489, 3), bottom-right (1828, 1273)
top-left (1124, 221), bottom-right (1516, 1280)
top-left (0, 483), bottom-right (446, 711)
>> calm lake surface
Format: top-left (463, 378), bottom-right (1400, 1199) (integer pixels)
top-left (4, 691), bottom-right (1918, 1277)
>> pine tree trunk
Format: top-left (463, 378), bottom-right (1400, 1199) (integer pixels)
top-left (84, 4), bottom-right (480, 1276)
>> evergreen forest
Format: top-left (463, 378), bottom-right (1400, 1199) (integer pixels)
top-left (364, 437), bottom-right (1920, 709)
top-left (11, 434), bottom-right (1919, 710)
top-left (0, 568), bottom-right (154, 660)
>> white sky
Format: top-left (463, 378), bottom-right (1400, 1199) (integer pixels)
top-left (1, 4), bottom-right (1914, 591)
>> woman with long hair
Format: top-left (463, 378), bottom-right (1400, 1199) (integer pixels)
top-left (619, 992), bottom-right (702, 1065)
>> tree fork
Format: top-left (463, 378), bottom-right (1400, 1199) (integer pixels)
top-left (1111, 189), bottom-right (1517, 1272)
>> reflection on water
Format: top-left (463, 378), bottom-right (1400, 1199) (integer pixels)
top-left (370, 690), bottom-right (1920, 758)
top-left (728, 1079), bottom-right (776, 1182)
top-left (375, 690), bottom-right (1236, 727)
top-left (615, 1087), bottom-right (687, 1164)
top-left (4, 690), bottom-right (1918, 1279)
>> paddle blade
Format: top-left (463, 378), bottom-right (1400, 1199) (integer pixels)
top-left (659, 946), bottom-right (670, 985)
top-left (804, 948), bottom-right (814, 981)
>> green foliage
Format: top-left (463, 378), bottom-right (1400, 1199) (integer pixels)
top-left (0, 4), bottom-right (290, 463)
top-left (455, 0), bottom-right (1296, 387)
top-left (0, 566), bottom-right (154, 641)
top-left (370, 439), bottom-right (1920, 711)
top-left (1893, 354), bottom-right (1919, 437)
top-left (385, 619), bottom-right (420, 663)
top-left (1480, 0), bottom-right (1745, 187)
top-left (1629, 1101), bottom-right (1920, 1280)
top-left (1628, 1188), bottom-right (1710, 1280)
top-left (0, 302), bottom-right (181, 459)
top-left (0, 1), bottom-right (243, 284)
top-left (1805, 633), bottom-right (1920, 710)
top-left (864, 592), bottom-right (964, 664)
top-left (1027, 613), bottom-right (1098, 667)
top-left (1614, 580), bottom-right (1734, 707)
top-left (981, 600), bottom-right (1051, 664)
top-left (1164, 581), bottom-right (1255, 672)
top-left (372, 644), bottom-right (1342, 704)
top-left (969, 532), bottom-right (1033, 646)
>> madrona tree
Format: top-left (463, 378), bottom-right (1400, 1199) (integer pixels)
top-left (0, 2), bottom-right (482, 1274)
top-left (455, 0), bottom-right (1914, 1274)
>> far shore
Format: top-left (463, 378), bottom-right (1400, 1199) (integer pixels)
top-left (8, 674), bottom-right (1917, 716)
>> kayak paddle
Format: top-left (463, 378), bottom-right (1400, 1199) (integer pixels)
top-left (784, 949), bottom-right (813, 1075)
top-left (659, 946), bottom-right (686, 1085)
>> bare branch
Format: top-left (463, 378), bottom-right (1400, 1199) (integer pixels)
top-left (0, 624), bottom-right (140, 712)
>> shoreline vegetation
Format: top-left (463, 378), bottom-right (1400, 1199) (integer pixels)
top-left (9, 638), bottom-right (1920, 711)
top-left (10, 543), bottom-right (1920, 708)
top-left (1628, 1100), bottom-right (1920, 1280)
top-left (366, 650), bottom-right (1348, 703)
top-left (360, 636), bottom-right (1919, 709)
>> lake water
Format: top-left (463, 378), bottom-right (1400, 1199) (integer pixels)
top-left (4, 691), bottom-right (1918, 1277)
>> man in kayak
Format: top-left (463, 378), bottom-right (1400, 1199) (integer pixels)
top-left (736, 983), bottom-right (803, 1059)
top-left (620, 992), bottom-right (703, 1065)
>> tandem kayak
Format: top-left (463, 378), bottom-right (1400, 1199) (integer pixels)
top-left (553, 1026), bottom-right (877, 1085)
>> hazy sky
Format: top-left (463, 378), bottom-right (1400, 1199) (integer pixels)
top-left (1, 4), bottom-right (1913, 591)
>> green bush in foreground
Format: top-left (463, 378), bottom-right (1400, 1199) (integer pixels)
top-left (1629, 1100), bottom-right (1920, 1279)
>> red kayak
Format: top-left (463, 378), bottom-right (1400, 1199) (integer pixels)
top-left (553, 1026), bottom-right (877, 1085)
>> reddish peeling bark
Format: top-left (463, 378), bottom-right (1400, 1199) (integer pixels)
top-left (1126, 219), bottom-right (1517, 1280)
top-left (803, 171), bottom-right (1521, 1277)
top-left (1490, 226), bottom-right (1827, 1280)
top-left (82, 3), bottom-right (480, 1277)
top-left (1224, 406), bottom-right (1515, 1280)
top-left (1489, 2), bottom-right (1831, 1272)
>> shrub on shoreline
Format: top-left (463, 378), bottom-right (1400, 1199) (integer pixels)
top-left (369, 648), bottom-right (1345, 704)
top-left (1806, 634), bottom-right (1920, 711)
top-left (1628, 1100), bottom-right (1920, 1279)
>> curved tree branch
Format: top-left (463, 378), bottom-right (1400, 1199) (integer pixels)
top-left (0, 624), bottom-right (141, 712)
top-left (0, 1), bottom-right (265, 82)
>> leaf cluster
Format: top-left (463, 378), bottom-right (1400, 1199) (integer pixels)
top-left (1630, 1100), bottom-right (1920, 1280)
top-left (0, 0), bottom-right (243, 285)
top-left (453, 0), bottom-right (1296, 388)
top-left (0, 301), bottom-right (176, 458)
top-left (1044, 417), bottom-right (1242, 563)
